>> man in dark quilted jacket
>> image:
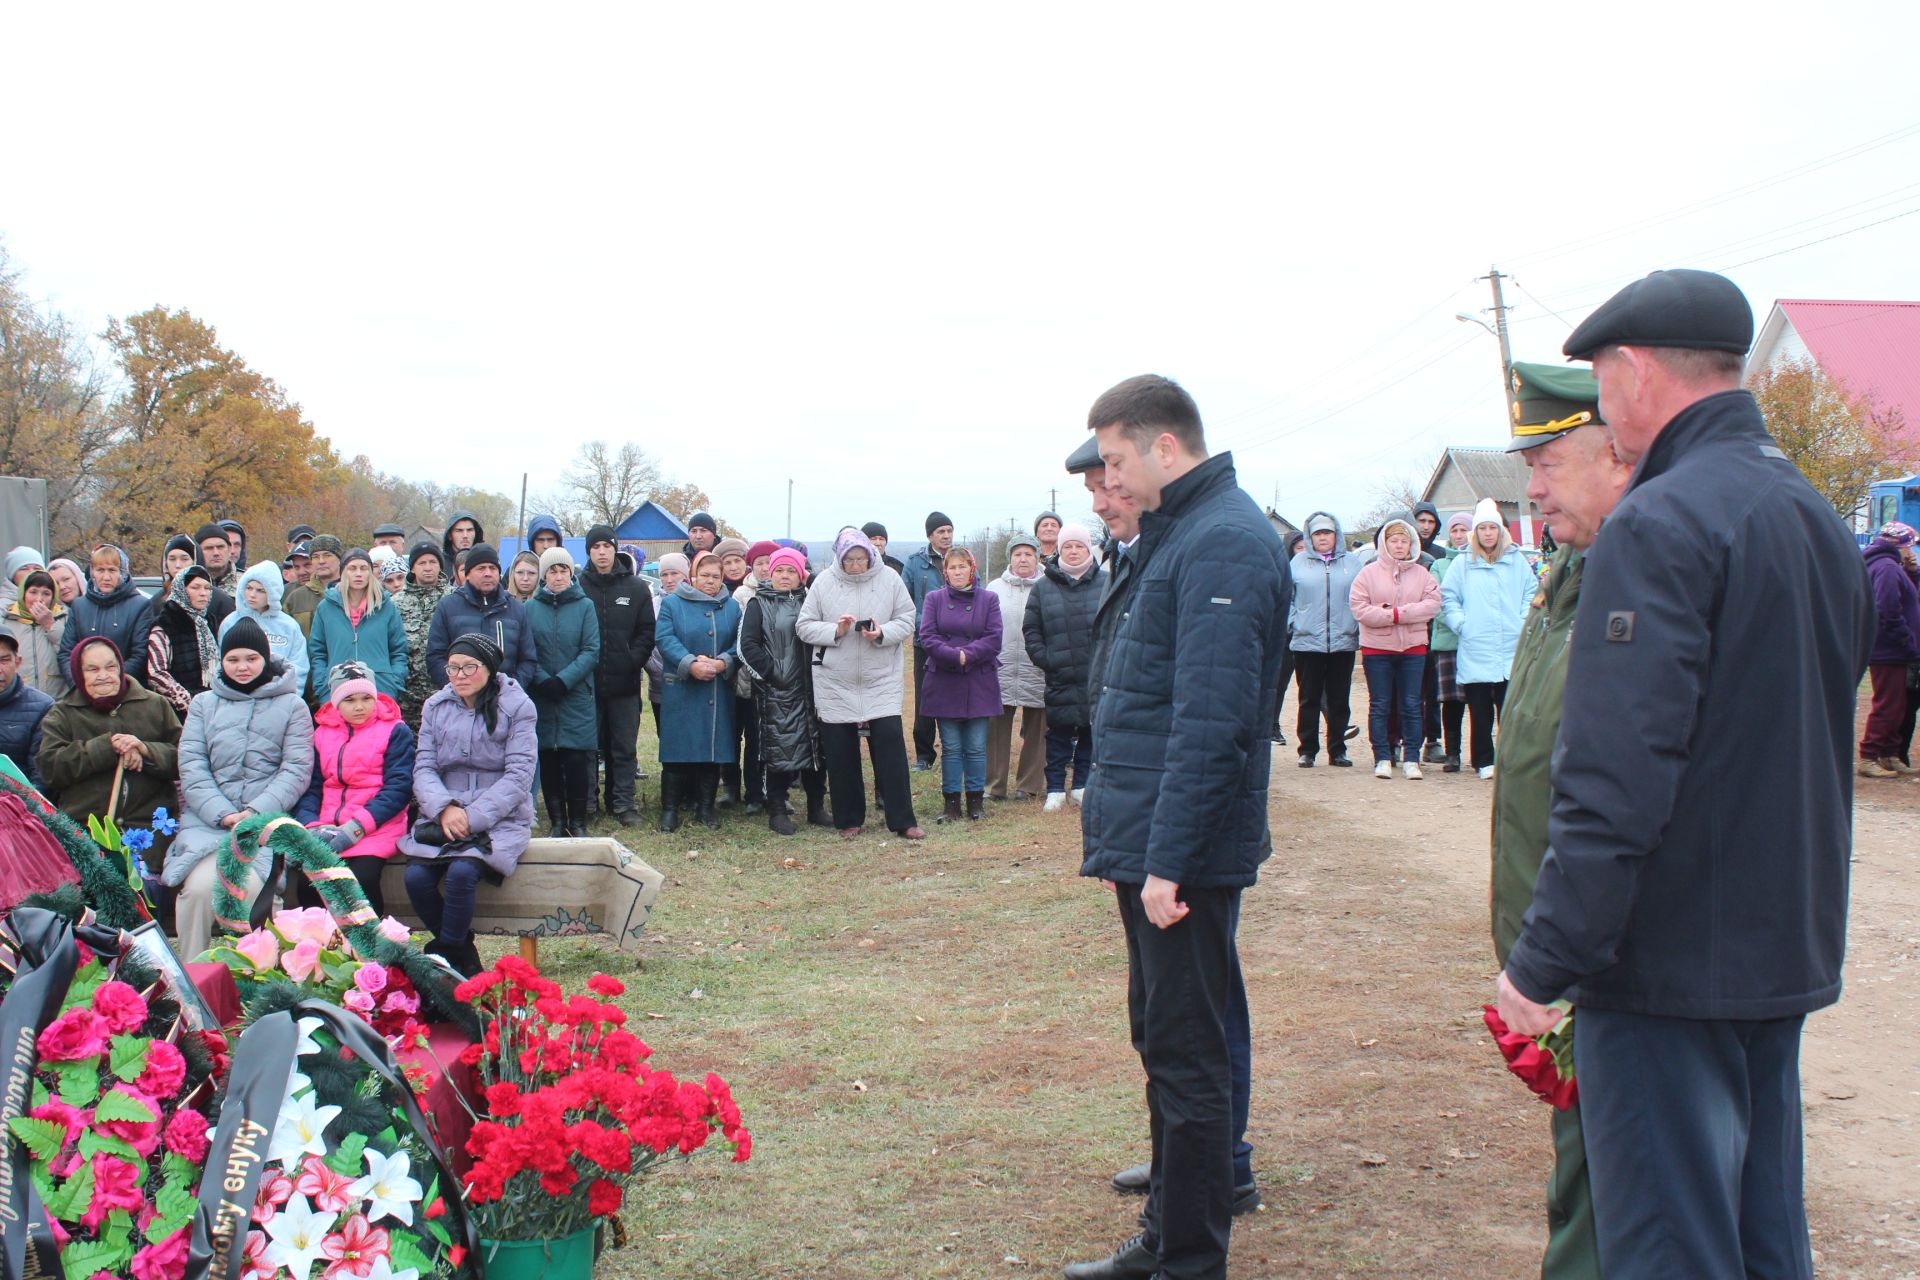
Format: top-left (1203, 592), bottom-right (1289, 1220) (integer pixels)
top-left (1064, 374), bottom-right (1289, 1280)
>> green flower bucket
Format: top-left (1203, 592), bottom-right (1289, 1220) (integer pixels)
top-left (480, 1226), bottom-right (597, 1280)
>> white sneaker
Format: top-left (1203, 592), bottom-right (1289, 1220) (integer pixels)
top-left (1044, 792), bottom-right (1067, 812)
top-left (1402, 761), bottom-right (1424, 780)
top-left (1477, 765), bottom-right (1496, 780)
top-left (1069, 788), bottom-right (1085, 806)
top-left (1373, 760), bottom-right (1393, 779)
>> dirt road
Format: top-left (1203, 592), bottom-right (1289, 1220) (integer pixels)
top-left (1248, 684), bottom-right (1918, 1277)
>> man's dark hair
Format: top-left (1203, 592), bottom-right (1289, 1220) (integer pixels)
top-left (1087, 374), bottom-right (1207, 456)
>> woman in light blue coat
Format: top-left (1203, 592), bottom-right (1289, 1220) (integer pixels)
top-left (1287, 512), bottom-right (1364, 766)
top-left (1439, 499), bottom-right (1535, 777)
top-left (218, 561), bottom-right (309, 694)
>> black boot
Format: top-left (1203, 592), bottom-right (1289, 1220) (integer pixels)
top-left (717, 765), bottom-right (738, 810)
top-left (936, 793), bottom-right (963, 825)
top-left (658, 773), bottom-right (683, 834)
top-left (965, 790), bottom-right (985, 821)
top-left (807, 797), bottom-right (833, 827)
top-left (768, 808), bottom-right (796, 836)
top-left (697, 771), bottom-right (722, 830)
top-left (547, 807), bottom-right (566, 840)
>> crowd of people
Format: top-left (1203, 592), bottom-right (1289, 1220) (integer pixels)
top-left (0, 499), bottom-right (1124, 973)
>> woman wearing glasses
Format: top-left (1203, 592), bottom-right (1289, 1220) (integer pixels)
top-left (398, 631), bottom-right (538, 976)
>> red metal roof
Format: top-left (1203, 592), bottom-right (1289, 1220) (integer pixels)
top-left (1776, 300), bottom-right (1920, 432)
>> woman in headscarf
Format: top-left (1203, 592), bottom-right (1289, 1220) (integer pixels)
top-left (526, 547), bottom-right (600, 837)
top-left (146, 565), bottom-right (234, 715)
top-left (168, 617), bottom-right (315, 957)
top-left (794, 528), bottom-right (925, 840)
top-left (306, 548), bottom-right (408, 701)
top-left (399, 633), bottom-right (538, 976)
top-left (918, 546), bottom-right (1002, 823)
top-left (36, 636), bottom-right (181, 835)
top-left (294, 660), bottom-right (416, 916)
top-left (2, 570), bottom-right (70, 697)
top-left (48, 558), bottom-right (86, 607)
top-left (738, 546), bottom-right (827, 835)
top-left (653, 551), bottom-right (741, 832)
top-left (218, 560), bottom-right (310, 695)
top-left (59, 544), bottom-right (152, 684)
top-left (506, 551), bottom-right (541, 604)
top-left (395, 542), bottom-right (450, 730)
top-left (644, 552), bottom-right (688, 736)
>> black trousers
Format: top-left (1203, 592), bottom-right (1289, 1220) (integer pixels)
top-left (1578, 1009), bottom-right (1811, 1280)
top-left (911, 645), bottom-right (938, 764)
top-left (1291, 650), bottom-right (1354, 758)
top-left (1421, 649), bottom-right (1443, 743)
top-left (766, 767), bottom-right (826, 810)
top-left (1273, 647), bottom-right (1296, 735)
top-left (1117, 882), bottom-right (1239, 1279)
top-left (1462, 680), bottom-right (1506, 769)
top-left (596, 693), bottom-right (642, 815)
top-left (539, 746), bottom-right (594, 827)
top-left (1441, 700), bottom-right (1465, 759)
top-left (821, 716), bottom-right (918, 832)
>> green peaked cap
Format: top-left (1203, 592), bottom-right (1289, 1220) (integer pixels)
top-left (1506, 360), bottom-right (1604, 453)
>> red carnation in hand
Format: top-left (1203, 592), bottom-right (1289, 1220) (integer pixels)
top-left (1482, 1004), bottom-right (1578, 1110)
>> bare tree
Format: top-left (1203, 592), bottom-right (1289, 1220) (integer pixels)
top-left (560, 440), bottom-right (664, 527)
top-left (1354, 470), bottom-right (1426, 537)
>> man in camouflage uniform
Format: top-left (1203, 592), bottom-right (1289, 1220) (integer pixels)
top-left (393, 541), bottom-right (449, 730)
top-left (1490, 362), bottom-right (1630, 1280)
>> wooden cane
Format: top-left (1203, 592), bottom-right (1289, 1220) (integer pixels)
top-left (105, 759), bottom-right (126, 826)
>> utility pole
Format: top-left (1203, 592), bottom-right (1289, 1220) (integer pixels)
top-left (786, 479), bottom-right (793, 539)
top-left (1048, 487), bottom-right (1058, 513)
top-left (516, 473), bottom-right (528, 543)
top-left (1478, 265), bottom-right (1515, 390)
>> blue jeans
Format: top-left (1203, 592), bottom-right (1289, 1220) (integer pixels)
top-left (1363, 652), bottom-right (1427, 763)
top-left (404, 858), bottom-right (485, 944)
top-left (1044, 724), bottom-right (1093, 792)
top-left (937, 717), bottom-right (989, 794)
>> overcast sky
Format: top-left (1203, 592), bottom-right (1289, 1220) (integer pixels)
top-left (9, 4), bottom-right (1920, 541)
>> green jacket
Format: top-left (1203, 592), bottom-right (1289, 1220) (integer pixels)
top-left (1428, 550), bottom-right (1464, 650)
top-left (1489, 546), bottom-right (1582, 967)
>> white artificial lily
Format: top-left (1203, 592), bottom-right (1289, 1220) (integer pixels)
top-left (349, 1147), bottom-right (423, 1226)
top-left (262, 1192), bottom-right (335, 1280)
top-left (363, 1258), bottom-right (420, 1280)
top-left (266, 1090), bottom-right (343, 1169)
top-left (295, 1016), bottom-right (326, 1056)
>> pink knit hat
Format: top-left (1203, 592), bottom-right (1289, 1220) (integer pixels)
top-left (768, 547), bottom-right (808, 577)
top-left (1058, 522), bottom-right (1095, 551)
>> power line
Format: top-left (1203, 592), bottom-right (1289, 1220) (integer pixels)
top-left (1230, 334), bottom-right (1482, 455)
top-left (1716, 204), bottom-right (1920, 271)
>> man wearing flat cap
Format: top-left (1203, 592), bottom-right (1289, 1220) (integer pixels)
top-left (1497, 270), bottom-right (1875, 1278)
top-left (1489, 361), bottom-right (1632, 1280)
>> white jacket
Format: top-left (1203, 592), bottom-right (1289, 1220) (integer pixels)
top-left (985, 568), bottom-right (1044, 708)
top-left (794, 562), bottom-right (917, 723)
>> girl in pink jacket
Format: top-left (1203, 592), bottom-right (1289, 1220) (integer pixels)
top-left (1349, 518), bottom-right (1442, 779)
top-left (294, 661), bottom-right (417, 914)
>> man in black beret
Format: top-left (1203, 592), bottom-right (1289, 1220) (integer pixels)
top-left (1497, 269), bottom-right (1875, 1278)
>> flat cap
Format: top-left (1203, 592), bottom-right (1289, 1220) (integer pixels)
top-left (372, 522), bottom-right (406, 538)
top-left (1064, 435), bottom-right (1102, 474)
top-left (1563, 268), bottom-right (1753, 361)
top-left (1505, 361), bottom-right (1605, 453)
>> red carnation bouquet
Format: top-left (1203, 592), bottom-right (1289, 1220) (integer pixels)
top-left (1482, 1001), bottom-right (1577, 1110)
top-left (2, 931), bottom-right (228, 1280)
top-left (455, 955), bottom-right (751, 1244)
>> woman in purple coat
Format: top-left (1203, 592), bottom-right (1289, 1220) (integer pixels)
top-left (918, 547), bottom-right (1002, 823)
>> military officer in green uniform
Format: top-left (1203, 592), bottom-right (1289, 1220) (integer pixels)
top-left (1490, 361), bottom-right (1632, 1280)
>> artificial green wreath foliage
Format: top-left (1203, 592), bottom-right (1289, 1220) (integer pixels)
top-left (212, 812), bottom-right (477, 1037)
top-left (0, 772), bottom-right (144, 929)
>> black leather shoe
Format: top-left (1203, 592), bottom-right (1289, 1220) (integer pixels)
top-left (1423, 744), bottom-right (1446, 764)
top-left (1232, 1181), bottom-right (1263, 1215)
top-left (1296, 754), bottom-right (1315, 769)
top-left (567, 822), bottom-right (589, 838)
top-left (1442, 756), bottom-right (1461, 774)
top-left (1343, 725), bottom-right (1361, 741)
top-left (1062, 1233), bottom-right (1156, 1280)
top-left (1328, 754), bottom-right (1354, 768)
top-left (1110, 1161), bottom-right (1150, 1193)
top-left (807, 802), bottom-right (833, 828)
top-left (611, 810), bottom-right (638, 828)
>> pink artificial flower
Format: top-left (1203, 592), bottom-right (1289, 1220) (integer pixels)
top-left (376, 917), bottom-right (411, 944)
top-left (320, 1214), bottom-right (390, 1279)
top-left (28, 1100), bottom-right (88, 1152)
top-left (342, 989), bottom-right (376, 1015)
top-left (37, 1008), bottom-right (109, 1061)
top-left (297, 1154), bottom-right (357, 1214)
top-left (96, 1085), bottom-right (163, 1157)
top-left (240, 1231), bottom-right (277, 1280)
top-left (274, 907), bottom-right (339, 948)
top-left (379, 989), bottom-right (418, 1016)
top-left (282, 939), bottom-right (323, 983)
top-left (252, 1171), bottom-right (296, 1225)
top-left (91, 980), bottom-right (150, 1034)
top-left (162, 1108), bottom-right (211, 1161)
top-left (232, 929), bottom-right (282, 971)
top-left (137, 1040), bottom-right (188, 1099)
top-left (130, 1227), bottom-right (189, 1280)
top-left (351, 963), bottom-right (389, 995)
top-left (83, 1153), bottom-right (148, 1229)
